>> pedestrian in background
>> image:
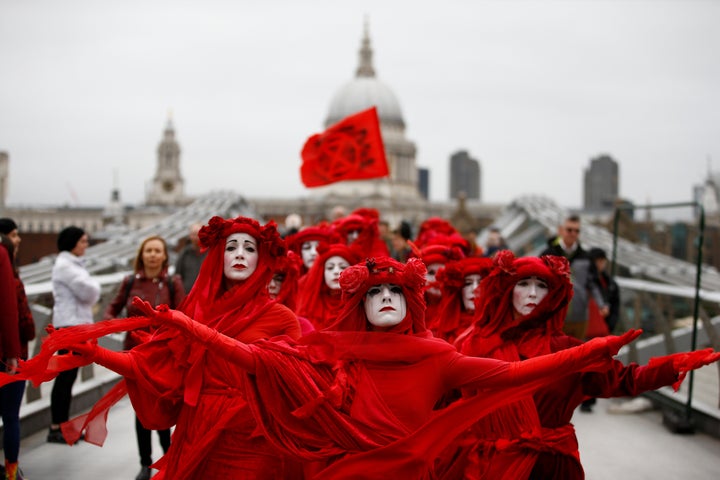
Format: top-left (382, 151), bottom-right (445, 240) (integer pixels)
top-left (174, 223), bottom-right (206, 294)
top-left (48, 226), bottom-right (100, 444)
top-left (104, 235), bottom-right (185, 480)
top-left (0, 217), bottom-right (33, 480)
top-left (540, 215), bottom-right (606, 340)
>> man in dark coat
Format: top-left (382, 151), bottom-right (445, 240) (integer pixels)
top-left (541, 215), bottom-right (606, 340)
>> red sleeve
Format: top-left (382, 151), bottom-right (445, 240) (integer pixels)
top-left (581, 357), bottom-right (678, 398)
top-left (0, 249), bottom-right (20, 360)
top-left (445, 338), bottom-right (623, 392)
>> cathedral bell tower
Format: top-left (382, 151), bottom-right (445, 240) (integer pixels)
top-left (146, 116), bottom-right (187, 206)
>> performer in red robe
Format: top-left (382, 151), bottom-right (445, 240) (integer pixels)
top-left (454, 250), bottom-right (720, 480)
top-left (412, 241), bottom-right (465, 323)
top-left (19, 216), bottom-right (303, 479)
top-left (432, 256), bottom-right (494, 344)
top-left (285, 222), bottom-right (339, 278)
top-left (295, 243), bottom-right (361, 330)
top-left (131, 256), bottom-right (642, 479)
top-left (333, 209), bottom-right (390, 258)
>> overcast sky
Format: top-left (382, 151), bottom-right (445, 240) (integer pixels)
top-left (1, 0), bottom-right (718, 217)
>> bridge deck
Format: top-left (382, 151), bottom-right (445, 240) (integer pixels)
top-left (14, 397), bottom-right (720, 479)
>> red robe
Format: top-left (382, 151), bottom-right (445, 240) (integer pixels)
top-left (457, 326), bottom-right (678, 480)
top-left (229, 330), bottom-right (624, 479)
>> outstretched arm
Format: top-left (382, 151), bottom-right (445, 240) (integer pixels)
top-left (446, 329), bottom-right (642, 390)
top-left (132, 298), bottom-right (256, 373)
top-left (69, 342), bottom-right (135, 379)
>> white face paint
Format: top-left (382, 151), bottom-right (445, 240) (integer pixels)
top-left (347, 229), bottom-right (360, 243)
top-left (364, 283), bottom-right (407, 329)
top-left (512, 276), bottom-right (549, 317)
top-left (223, 233), bottom-right (259, 284)
top-left (324, 255), bottom-right (350, 290)
top-left (462, 274), bottom-right (482, 311)
top-left (301, 240), bottom-right (319, 269)
top-left (267, 273), bottom-right (284, 297)
top-left (425, 262), bottom-right (444, 296)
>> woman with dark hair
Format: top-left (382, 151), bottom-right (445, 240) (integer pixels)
top-left (454, 250), bottom-right (720, 479)
top-left (127, 256), bottom-right (639, 479)
top-left (103, 235), bottom-right (185, 480)
top-left (48, 225), bottom-right (100, 444)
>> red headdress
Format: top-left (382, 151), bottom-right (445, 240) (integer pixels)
top-left (329, 257), bottom-right (429, 336)
top-left (182, 216), bottom-right (286, 328)
top-left (457, 250), bottom-right (573, 356)
top-left (296, 243), bottom-right (362, 329)
top-left (333, 212), bottom-right (390, 258)
top-left (431, 257), bottom-right (494, 342)
top-left (286, 223), bottom-right (340, 255)
top-left (414, 218), bottom-right (460, 249)
top-left (413, 242), bottom-right (466, 267)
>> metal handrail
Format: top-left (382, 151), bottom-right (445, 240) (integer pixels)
top-left (612, 201), bottom-right (705, 433)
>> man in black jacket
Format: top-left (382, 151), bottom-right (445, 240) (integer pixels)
top-left (541, 215), bottom-right (606, 340)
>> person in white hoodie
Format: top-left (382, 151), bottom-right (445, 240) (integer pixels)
top-left (47, 226), bottom-right (100, 444)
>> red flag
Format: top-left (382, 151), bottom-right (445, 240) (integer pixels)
top-left (300, 106), bottom-right (389, 187)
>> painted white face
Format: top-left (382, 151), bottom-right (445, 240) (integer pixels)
top-left (301, 240), bottom-right (319, 269)
top-left (425, 262), bottom-right (444, 296)
top-left (347, 229), bottom-right (360, 244)
top-left (512, 276), bottom-right (549, 317)
top-left (267, 273), bottom-right (284, 298)
top-left (324, 255), bottom-right (350, 290)
top-left (223, 233), bottom-right (259, 284)
top-left (364, 283), bottom-right (407, 329)
top-left (462, 274), bottom-right (482, 311)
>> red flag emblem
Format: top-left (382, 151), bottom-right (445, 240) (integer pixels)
top-left (300, 107), bottom-right (389, 187)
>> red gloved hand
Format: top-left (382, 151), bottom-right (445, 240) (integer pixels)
top-left (602, 329), bottom-right (642, 356)
top-left (583, 329), bottom-right (641, 359)
top-left (131, 297), bottom-right (171, 324)
top-left (68, 340), bottom-right (99, 359)
top-left (669, 348), bottom-right (720, 390)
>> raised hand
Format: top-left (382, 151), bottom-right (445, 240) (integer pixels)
top-left (68, 341), bottom-right (98, 359)
top-left (603, 329), bottom-right (642, 356)
top-left (670, 348), bottom-right (720, 373)
top-left (131, 297), bottom-right (171, 323)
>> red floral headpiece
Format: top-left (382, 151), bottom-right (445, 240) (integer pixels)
top-left (465, 250), bottom-right (573, 341)
top-left (340, 257), bottom-right (427, 295)
top-left (413, 243), bottom-right (465, 266)
top-left (437, 257), bottom-right (494, 290)
top-left (331, 257), bottom-right (428, 335)
top-left (285, 223), bottom-right (340, 254)
top-left (199, 216), bottom-right (285, 259)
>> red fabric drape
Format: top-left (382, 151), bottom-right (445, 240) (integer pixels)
top-left (300, 107), bottom-right (388, 187)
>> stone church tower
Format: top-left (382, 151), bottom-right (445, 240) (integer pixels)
top-left (146, 117), bottom-right (187, 206)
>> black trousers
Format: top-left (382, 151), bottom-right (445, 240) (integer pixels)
top-left (50, 366), bottom-right (78, 425)
top-left (136, 416), bottom-right (171, 467)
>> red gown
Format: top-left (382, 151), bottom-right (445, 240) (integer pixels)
top-left (454, 252), bottom-right (683, 480)
top-left (194, 329), bottom-right (628, 479)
